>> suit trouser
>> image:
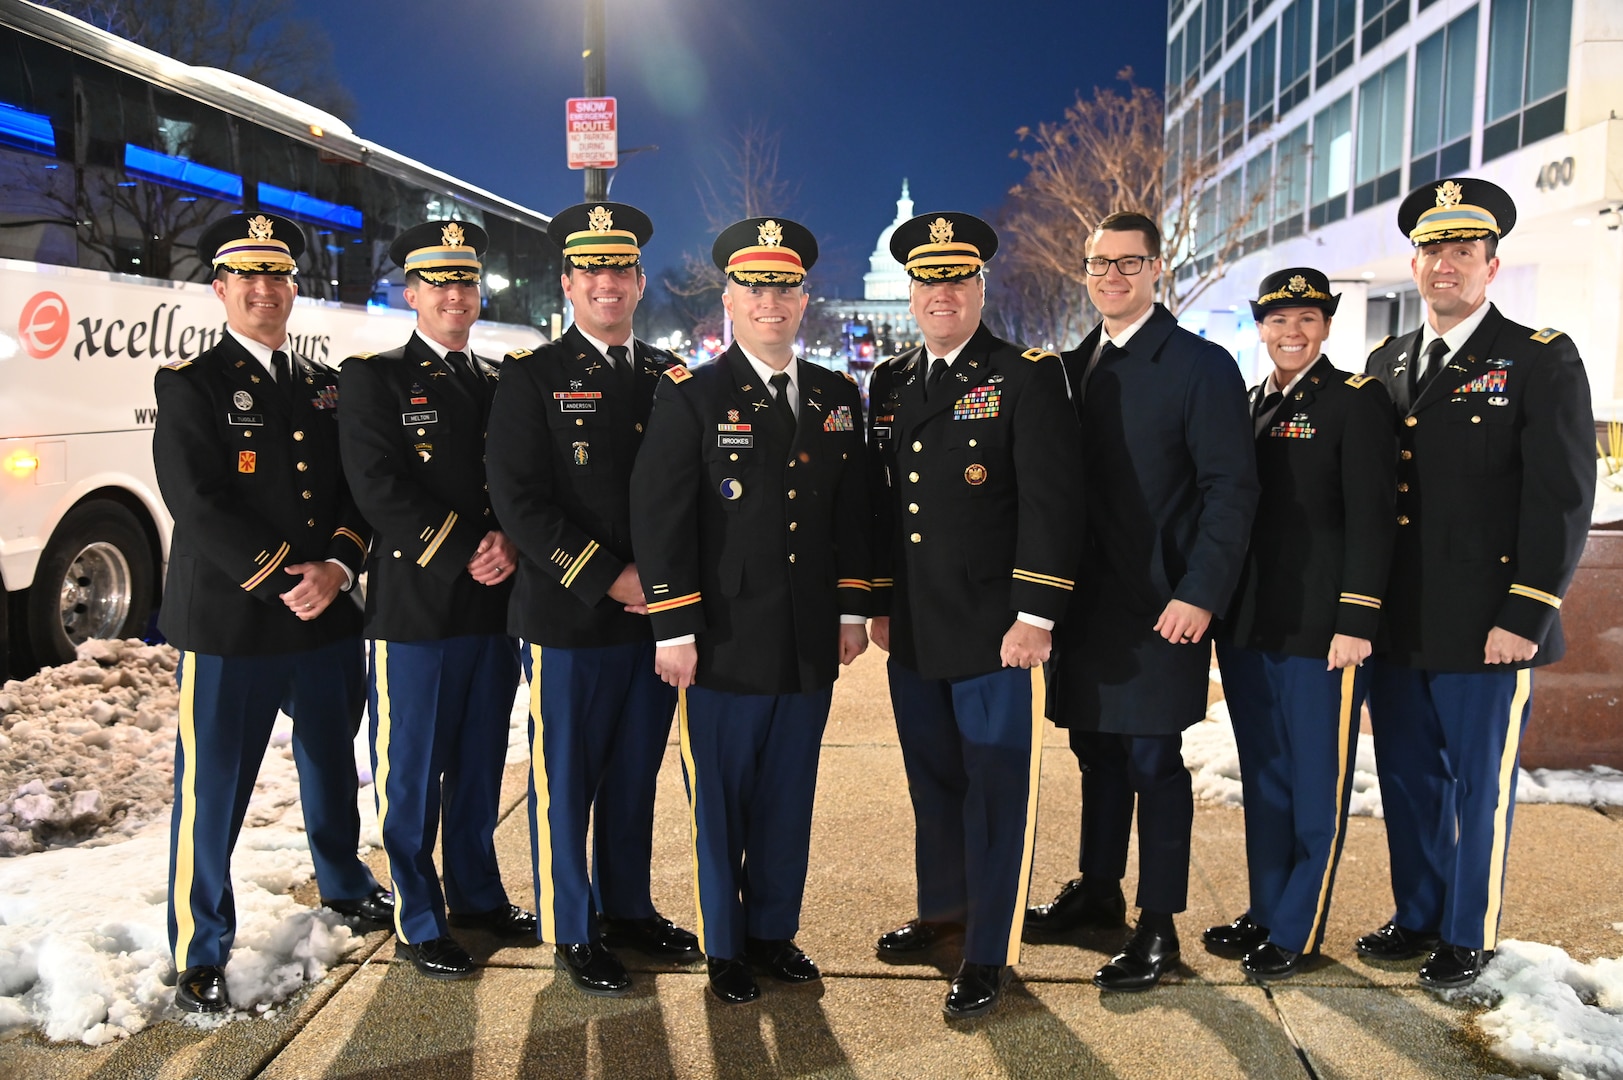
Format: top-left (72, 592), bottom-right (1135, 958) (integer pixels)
top-left (1367, 662), bottom-right (1532, 950)
top-left (169, 638), bottom-right (378, 970)
top-left (889, 661), bottom-right (1044, 967)
top-left (677, 683), bottom-right (831, 961)
top-left (1217, 645), bottom-right (1366, 952)
top-left (1073, 729), bottom-right (1193, 915)
top-left (369, 634), bottom-right (521, 945)
top-left (522, 640), bottom-right (677, 944)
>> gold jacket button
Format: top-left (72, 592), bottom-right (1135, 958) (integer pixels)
top-left (1397, 482), bottom-right (1409, 492)
top-left (787, 489), bottom-right (797, 499)
top-left (788, 460), bottom-right (796, 468)
top-left (789, 521), bottom-right (798, 531)
top-left (306, 518), bottom-right (316, 527)
top-left (909, 532), bottom-right (922, 543)
top-left (908, 472), bottom-right (919, 483)
top-left (296, 461), bottom-right (308, 472)
top-left (293, 430), bottom-right (305, 441)
top-left (636, 423), bottom-right (644, 433)
top-left (576, 418), bottom-right (585, 426)
top-left (417, 428), bottom-right (426, 436)
top-left (301, 490), bottom-right (312, 499)
top-left (1404, 416), bottom-right (1417, 427)
top-left (1401, 450), bottom-right (1413, 460)
top-left (1471, 415), bottom-right (1482, 424)
top-left (1397, 515), bottom-right (1410, 525)
top-left (968, 438), bottom-right (977, 448)
top-left (392, 549), bottom-right (402, 558)
top-left (788, 553), bottom-right (796, 563)
top-left (908, 503), bottom-right (919, 514)
top-left (730, 453), bottom-right (739, 461)
top-left (1501, 555), bottom-right (1511, 563)
top-left (911, 441), bottom-right (922, 452)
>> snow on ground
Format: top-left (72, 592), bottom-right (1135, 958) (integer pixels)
top-left (1184, 698), bottom-right (1623, 818)
top-left (1463, 940), bottom-right (1623, 1080)
top-left (0, 641), bottom-right (530, 1045)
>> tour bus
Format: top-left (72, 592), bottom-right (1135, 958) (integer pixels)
top-left (0, 0), bottom-right (561, 675)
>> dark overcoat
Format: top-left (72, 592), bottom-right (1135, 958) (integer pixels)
top-left (153, 333), bottom-right (367, 655)
top-left (1364, 304), bottom-right (1594, 671)
top-left (486, 327), bottom-right (675, 648)
top-left (1048, 305), bottom-right (1259, 735)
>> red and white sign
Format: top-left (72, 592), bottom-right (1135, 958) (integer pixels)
top-left (19, 291), bottom-right (69, 359)
top-left (566, 97), bottom-right (618, 170)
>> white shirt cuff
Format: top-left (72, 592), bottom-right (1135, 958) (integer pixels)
top-left (326, 558), bottom-right (355, 592)
top-left (1016, 612), bottom-right (1055, 632)
top-left (840, 614), bottom-right (865, 625)
top-left (657, 635), bottom-right (697, 647)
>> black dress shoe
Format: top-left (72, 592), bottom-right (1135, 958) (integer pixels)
top-left (876, 918), bottom-right (965, 956)
top-left (598, 913), bottom-right (701, 963)
top-left (1202, 912), bottom-right (1270, 955)
top-left (706, 956), bottom-right (761, 1004)
top-left (1093, 925), bottom-right (1181, 992)
top-left (745, 937), bottom-right (820, 983)
top-left (397, 936), bottom-right (475, 980)
top-left (175, 965), bottom-right (230, 1014)
top-left (944, 962), bottom-right (1012, 1019)
top-left (1241, 942), bottom-right (1304, 980)
top-left (1418, 944), bottom-right (1487, 990)
top-left (1023, 877), bottom-right (1127, 936)
top-left (1355, 921), bottom-right (1440, 961)
top-left (555, 943), bottom-right (632, 997)
top-left (447, 903), bottom-right (538, 939)
top-left (322, 887), bottom-right (394, 930)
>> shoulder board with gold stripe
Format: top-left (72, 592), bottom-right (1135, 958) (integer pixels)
top-left (665, 365), bottom-right (693, 384)
top-left (1022, 347), bottom-right (1058, 363)
top-left (1530, 327), bottom-right (1565, 344)
top-left (841, 370), bottom-right (857, 383)
top-left (507, 348), bottom-right (533, 360)
top-left (1373, 335), bottom-right (1393, 351)
top-left (349, 352), bottom-right (376, 361)
top-left (160, 359), bottom-right (192, 370)
top-left (1345, 373), bottom-right (1377, 389)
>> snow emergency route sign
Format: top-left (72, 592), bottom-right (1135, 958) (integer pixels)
top-left (566, 97), bottom-right (618, 169)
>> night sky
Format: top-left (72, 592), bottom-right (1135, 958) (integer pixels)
top-left (289, 0), bottom-right (1166, 298)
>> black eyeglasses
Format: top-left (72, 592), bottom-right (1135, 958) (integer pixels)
top-left (1083, 255), bottom-right (1153, 276)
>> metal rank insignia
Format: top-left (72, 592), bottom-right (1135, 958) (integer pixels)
top-left (233, 390), bottom-right (253, 410)
top-left (572, 441), bottom-right (589, 466)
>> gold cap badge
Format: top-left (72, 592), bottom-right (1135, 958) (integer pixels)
top-left (247, 215), bottom-right (275, 241)
top-left (588, 205), bottom-right (614, 232)
top-left (758, 220), bottom-right (783, 247)
top-left (929, 217), bottom-right (955, 244)
top-left (441, 222), bottom-right (465, 247)
top-left (1288, 274), bottom-right (1307, 293)
top-left (1435, 180), bottom-right (1464, 208)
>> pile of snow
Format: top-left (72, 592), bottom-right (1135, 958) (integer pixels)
top-left (0, 644), bottom-right (532, 1045)
top-left (1183, 700), bottom-right (1623, 818)
top-left (1467, 940), bottom-right (1623, 1080)
top-left (0, 640), bottom-right (181, 854)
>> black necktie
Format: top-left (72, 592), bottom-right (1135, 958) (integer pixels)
top-left (770, 371), bottom-right (796, 437)
top-left (926, 357), bottom-right (948, 400)
top-left (1080, 341), bottom-right (1118, 403)
top-left (1254, 388), bottom-right (1283, 432)
top-left (606, 344), bottom-right (635, 394)
top-left (447, 350), bottom-right (480, 392)
top-left (271, 350), bottom-right (295, 407)
top-left (1416, 338), bottom-right (1449, 396)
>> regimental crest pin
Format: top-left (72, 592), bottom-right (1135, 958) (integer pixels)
top-left (728, 409), bottom-right (740, 422)
top-left (233, 390), bottom-right (253, 411)
top-left (570, 380), bottom-right (584, 390)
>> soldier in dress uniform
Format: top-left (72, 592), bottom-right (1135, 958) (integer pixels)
top-left (486, 202), bottom-right (699, 998)
top-left (1204, 268), bottom-right (1396, 980)
top-left (337, 220), bottom-right (534, 981)
top-left (629, 217), bottom-right (872, 1005)
top-left (1028, 212), bottom-right (1258, 993)
top-left (867, 212), bottom-right (1083, 1018)
top-left (1358, 179), bottom-right (1595, 989)
top-left (154, 211), bottom-right (391, 1013)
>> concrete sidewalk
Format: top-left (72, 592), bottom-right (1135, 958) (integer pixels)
top-left (5, 648), bottom-right (1620, 1078)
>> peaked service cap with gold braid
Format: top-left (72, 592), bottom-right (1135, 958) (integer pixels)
top-left (888, 211), bottom-right (998, 283)
top-left (197, 211), bottom-right (303, 274)
top-left (1250, 266), bottom-right (1340, 320)
top-left (712, 217), bottom-right (818, 286)
top-left (389, 219), bottom-right (487, 283)
top-left (1397, 176), bottom-right (1517, 246)
top-left (548, 202), bottom-right (652, 269)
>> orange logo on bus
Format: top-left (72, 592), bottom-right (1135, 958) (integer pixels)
top-left (19, 291), bottom-right (70, 359)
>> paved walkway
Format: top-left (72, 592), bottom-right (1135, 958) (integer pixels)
top-left (5, 648), bottom-right (1620, 1078)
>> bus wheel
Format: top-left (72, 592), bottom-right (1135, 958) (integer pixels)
top-left (27, 500), bottom-right (155, 667)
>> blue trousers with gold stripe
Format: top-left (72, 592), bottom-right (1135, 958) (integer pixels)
top-left (678, 683), bottom-right (831, 961)
top-left (522, 641), bottom-right (677, 945)
top-left (1217, 645), bottom-right (1366, 953)
top-left (369, 635), bottom-right (521, 945)
top-left (888, 662), bottom-right (1043, 967)
top-left (1367, 663), bottom-right (1532, 950)
top-left (168, 639), bottom-right (378, 970)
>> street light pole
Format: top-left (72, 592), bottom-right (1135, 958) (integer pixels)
top-left (583, 0), bottom-right (606, 201)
